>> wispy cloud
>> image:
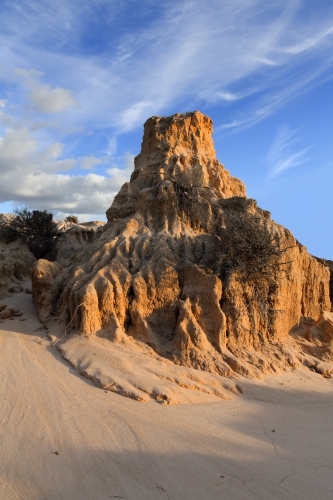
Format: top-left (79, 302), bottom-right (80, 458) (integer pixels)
top-left (0, 0), bottom-right (333, 217)
top-left (217, 49), bottom-right (333, 133)
top-left (2, 1), bottom-right (333, 132)
top-left (265, 125), bottom-right (311, 179)
top-left (80, 156), bottom-right (103, 171)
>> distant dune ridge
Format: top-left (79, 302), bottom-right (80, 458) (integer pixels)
top-left (28, 111), bottom-right (333, 401)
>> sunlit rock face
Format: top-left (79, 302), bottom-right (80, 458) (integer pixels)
top-left (107, 112), bottom-right (245, 225)
top-left (32, 111), bottom-right (331, 378)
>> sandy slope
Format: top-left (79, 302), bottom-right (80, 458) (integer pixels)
top-left (1, 287), bottom-right (333, 500)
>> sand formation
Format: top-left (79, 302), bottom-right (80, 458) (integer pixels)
top-left (49, 220), bottom-right (106, 262)
top-left (0, 214), bottom-right (105, 299)
top-left (32, 111), bottom-right (333, 383)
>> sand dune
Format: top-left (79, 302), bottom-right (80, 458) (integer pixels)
top-left (1, 286), bottom-right (333, 500)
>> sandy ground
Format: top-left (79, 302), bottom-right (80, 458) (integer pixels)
top-left (1, 286), bottom-right (333, 500)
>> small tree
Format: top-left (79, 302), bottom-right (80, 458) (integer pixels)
top-left (212, 206), bottom-right (293, 330)
top-left (215, 208), bottom-right (286, 282)
top-left (153, 165), bottom-right (292, 333)
top-left (157, 169), bottom-right (288, 284)
top-left (0, 208), bottom-right (60, 259)
top-left (65, 215), bottom-right (79, 224)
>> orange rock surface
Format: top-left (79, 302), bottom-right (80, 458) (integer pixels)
top-left (32, 111), bottom-right (332, 378)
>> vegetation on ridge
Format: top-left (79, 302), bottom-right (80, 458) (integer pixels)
top-left (0, 207), bottom-right (60, 259)
top-left (155, 169), bottom-right (292, 333)
top-left (65, 215), bottom-right (79, 224)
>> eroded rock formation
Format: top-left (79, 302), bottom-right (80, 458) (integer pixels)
top-left (48, 220), bottom-right (106, 263)
top-left (32, 111), bottom-right (332, 381)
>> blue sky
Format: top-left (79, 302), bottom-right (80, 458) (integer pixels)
top-left (0, 0), bottom-right (332, 258)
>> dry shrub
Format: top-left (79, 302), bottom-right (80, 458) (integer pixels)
top-left (215, 207), bottom-right (287, 282)
top-left (65, 215), bottom-right (79, 224)
top-left (171, 180), bottom-right (211, 231)
top-left (0, 208), bottom-right (60, 259)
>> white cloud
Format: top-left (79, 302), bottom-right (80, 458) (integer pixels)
top-left (0, 124), bottom-right (132, 216)
top-left (282, 26), bottom-right (333, 56)
top-left (200, 90), bottom-right (239, 104)
top-left (101, 137), bottom-right (117, 157)
top-left (0, 128), bottom-right (38, 162)
top-left (2, 1), bottom-right (332, 133)
top-left (29, 83), bottom-right (80, 113)
top-left (123, 152), bottom-right (135, 170)
top-left (215, 91), bottom-right (239, 103)
top-left (118, 101), bottom-right (154, 131)
top-left (0, 0), bottom-right (333, 216)
top-left (0, 100), bottom-right (7, 108)
top-left (54, 211), bottom-right (107, 222)
top-left (265, 125), bottom-right (311, 178)
top-left (80, 156), bottom-right (103, 170)
top-left (0, 164), bottom-right (130, 216)
top-left (219, 120), bottom-right (243, 130)
top-left (0, 127), bottom-right (75, 173)
top-left (14, 68), bottom-right (44, 78)
top-left (45, 142), bottom-right (64, 160)
top-left (217, 56), bottom-right (333, 133)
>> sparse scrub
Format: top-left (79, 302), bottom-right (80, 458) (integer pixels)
top-left (215, 206), bottom-right (288, 282)
top-left (160, 175), bottom-right (291, 329)
top-left (65, 215), bottom-right (79, 224)
top-left (162, 171), bottom-right (288, 284)
top-left (0, 208), bottom-right (60, 259)
top-left (212, 203), bottom-right (292, 332)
